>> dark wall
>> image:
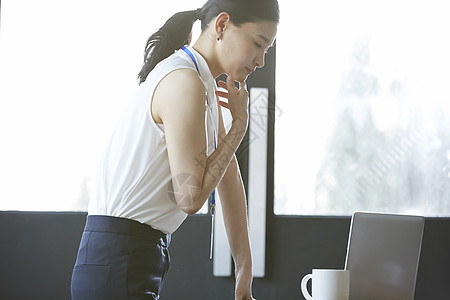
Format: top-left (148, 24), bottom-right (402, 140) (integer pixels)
top-left (0, 211), bottom-right (449, 300)
top-left (0, 212), bottom-right (85, 300)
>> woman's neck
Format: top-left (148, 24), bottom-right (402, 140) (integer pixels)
top-left (192, 33), bottom-right (223, 79)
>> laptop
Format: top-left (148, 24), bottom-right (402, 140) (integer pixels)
top-left (344, 212), bottom-right (425, 300)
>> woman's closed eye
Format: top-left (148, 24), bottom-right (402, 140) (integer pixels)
top-left (255, 42), bottom-right (270, 54)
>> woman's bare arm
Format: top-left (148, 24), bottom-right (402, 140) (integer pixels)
top-left (152, 70), bottom-right (248, 214)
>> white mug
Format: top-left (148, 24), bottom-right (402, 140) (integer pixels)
top-left (300, 269), bottom-right (350, 300)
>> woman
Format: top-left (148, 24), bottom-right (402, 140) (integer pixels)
top-left (71, 0), bottom-right (279, 299)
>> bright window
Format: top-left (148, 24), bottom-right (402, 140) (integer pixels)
top-left (275, 0), bottom-right (450, 216)
top-left (0, 0), bottom-right (204, 211)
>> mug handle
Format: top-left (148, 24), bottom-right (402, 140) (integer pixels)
top-left (300, 274), bottom-right (313, 300)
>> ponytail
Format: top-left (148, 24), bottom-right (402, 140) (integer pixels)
top-left (138, 9), bottom-right (201, 84)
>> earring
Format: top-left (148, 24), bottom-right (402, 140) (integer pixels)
top-left (217, 33), bottom-right (222, 41)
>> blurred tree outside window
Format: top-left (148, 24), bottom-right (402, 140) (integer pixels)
top-left (275, 0), bottom-right (450, 216)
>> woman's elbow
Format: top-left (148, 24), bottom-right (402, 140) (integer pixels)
top-left (170, 176), bottom-right (203, 214)
top-left (181, 206), bottom-right (202, 215)
top-left (173, 193), bottom-right (203, 215)
top-left (178, 200), bottom-right (203, 215)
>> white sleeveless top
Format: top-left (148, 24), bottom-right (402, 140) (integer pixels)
top-left (88, 46), bottom-right (219, 234)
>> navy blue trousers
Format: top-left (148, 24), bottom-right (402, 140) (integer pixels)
top-left (71, 215), bottom-right (171, 300)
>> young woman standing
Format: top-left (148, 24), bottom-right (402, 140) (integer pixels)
top-left (71, 1), bottom-right (279, 299)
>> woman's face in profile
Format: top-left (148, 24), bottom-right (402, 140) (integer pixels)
top-left (219, 20), bottom-right (277, 82)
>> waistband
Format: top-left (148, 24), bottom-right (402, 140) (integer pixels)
top-left (85, 215), bottom-right (169, 244)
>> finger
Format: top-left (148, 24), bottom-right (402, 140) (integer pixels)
top-left (215, 90), bottom-right (228, 98)
top-left (227, 75), bottom-right (236, 90)
top-left (218, 101), bottom-right (229, 109)
top-left (238, 80), bottom-right (247, 92)
top-left (217, 80), bottom-right (227, 89)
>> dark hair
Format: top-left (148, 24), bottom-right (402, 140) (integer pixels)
top-left (137, 0), bottom-right (280, 84)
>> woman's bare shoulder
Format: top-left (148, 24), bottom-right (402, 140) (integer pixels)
top-left (152, 68), bottom-right (206, 124)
